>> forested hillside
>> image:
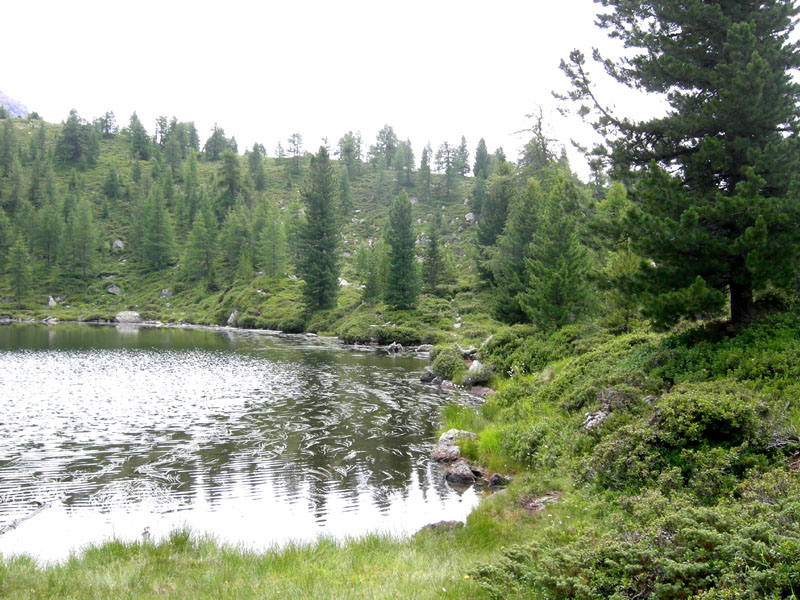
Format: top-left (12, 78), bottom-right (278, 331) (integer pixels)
top-left (4, 0), bottom-right (800, 597)
top-left (0, 107), bottom-right (596, 347)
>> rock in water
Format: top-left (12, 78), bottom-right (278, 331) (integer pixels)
top-left (445, 461), bottom-right (478, 484)
top-left (115, 311), bottom-right (142, 323)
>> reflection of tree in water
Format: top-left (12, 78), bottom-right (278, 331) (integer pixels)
top-left (3, 325), bottom-right (472, 527)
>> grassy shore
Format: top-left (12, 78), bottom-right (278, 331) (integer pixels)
top-left (0, 500), bottom-right (543, 600)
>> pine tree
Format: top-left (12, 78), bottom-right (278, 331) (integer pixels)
top-left (297, 147), bottom-right (340, 311)
top-left (384, 190), bottom-right (419, 308)
top-left (562, 0), bottom-right (800, 327)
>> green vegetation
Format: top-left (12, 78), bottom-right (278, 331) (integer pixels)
top-left (2, 0), bottom-right (800, 597)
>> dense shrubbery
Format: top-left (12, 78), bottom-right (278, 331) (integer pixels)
top-left (474, 470), bottom-right (800, 599)
top-left (431, 345), bottom-right (465, 379)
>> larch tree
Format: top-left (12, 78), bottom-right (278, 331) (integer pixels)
top-left (562, 0), bottom-right (800, 327)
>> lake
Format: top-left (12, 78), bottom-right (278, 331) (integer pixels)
top-left (0, 323), bottom-right (480, 563)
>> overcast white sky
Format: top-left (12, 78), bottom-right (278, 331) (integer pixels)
top-left (1, 0), bottom-right (663, 180)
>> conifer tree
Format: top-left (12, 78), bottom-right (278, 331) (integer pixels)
top-left (127, 112), bottom-right (151, 161)
top-left (35, 196), bottom-right (64, 268)
top-left (258, 198), bottom-right (287, 279)
top-left (8, 233), bottom-right (30, 309)
top-left (338, 172), bottom-right (352, 219)
top-left (183, 199), bottom-right (218, 282)
top-left (68, 196), bottom-right (97, 277)
top-left (562, 0), bottom-right (800, 327)
top-left (0, 207), bottom-right (12, 265)
top-left (473, 138), bottom-right (490, 179)
top-left (248, 143), bottom-right (267, 191)
top-left (0, 119), bottom-right (17, 177)
top-left (519, 177), bottom-right (594, 330)
top-left (475, 161), bottom-right (515, 284)
top-left (487, 178), bottom-right (542, 323)
top-left (417, 144), bottom-right (432, 203)
top-left (422, 210), bottom-right (445, 296)
top-left (297, 147), bottom-right (340, 311)
top-left (144, 187), bottom-right (175, 270)
top-left (384, 190), bottom-right (419, 308)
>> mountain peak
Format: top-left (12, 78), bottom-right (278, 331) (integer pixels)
top-left (0, 90), bottom-right (28, 118)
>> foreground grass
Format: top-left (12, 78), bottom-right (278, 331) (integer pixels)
top-left (0, 505), bottom-right (537, 600)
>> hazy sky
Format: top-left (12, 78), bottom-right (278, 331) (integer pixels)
top-left (2, 0), bottom-right (663, 180)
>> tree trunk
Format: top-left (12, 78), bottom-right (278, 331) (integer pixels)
top-left (730, 277), bottom-right (754, 325)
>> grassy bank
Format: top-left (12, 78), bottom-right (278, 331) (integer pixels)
top-left (0, 502), bottom-right (538, 600)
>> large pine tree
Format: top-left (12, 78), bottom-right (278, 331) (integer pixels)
top-left (563, 0), bottom-right (800, 327)
top-left (298, 147), bottom-right (340, 311)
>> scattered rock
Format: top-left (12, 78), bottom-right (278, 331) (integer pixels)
top-left (107, 284), bottom-right (121, 295)
top-left (115, 311), bottom-right (142, 323)
top-left (111, 239), bottom-right (125, 252)
top-left (306, 332), bottom-right (318, 338)
top-left (417, 520), bottom-right (462, 533)
top-left (386, 342), bottom-right (404, 354)
top-left (463, 197), bottom-right (470, 206)
top-left (455, 343), bottom-right (477, 359)
top-left (467, 386), bottom-right (494, 399)
top-left (420, 368), bottom-right (436, 383)
top-left (416, 344), bottom-right (433, 353)
top-left (446, 461), bottom-right (478, 484)
top-left (432, 429), bottom-right (476, 463)
top-left (100, 274), bottom-right (116, 280)
top-left (338, 278), bottom-right (350, 287)
top-left (453, 322), bottom-right (462, 330)
top-left (227, 310), bottom-right (239, 326)
top-left (432, 444), bottom-right (461, 462)
top-left (410, 196), bottom-right (418, 205)
top-left (480, 334), bottom-right (494, 347)
top-left (438, 429), bottom-right (476, 448)
top-left (583, 409), bottom-right (609, 431)
top-left (48, 296), bottom-right (57, 307)
top-left (465, 212), bottom-right (476, 224)
top-left (519, 493), bottom-right (560, 516)
top-left (288, 274), bottom-right (298, 280)
top-left (462, 360), bottom-right (492, 386)
top-left (42, 316), bottom-right (58, 325)
top-left (160, 288), bottom-right (172, 300)
top-left (488, 473), bottom-right (511, 487)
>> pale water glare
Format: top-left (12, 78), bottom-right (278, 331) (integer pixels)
top-left (0, 324), bottom-right (481, 563)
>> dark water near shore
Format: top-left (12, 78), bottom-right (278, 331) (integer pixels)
top-left (0, 324), bottom-right (479, 562)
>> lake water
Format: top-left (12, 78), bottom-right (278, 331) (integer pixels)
top-left (0, 324), bottom-right (480, 563)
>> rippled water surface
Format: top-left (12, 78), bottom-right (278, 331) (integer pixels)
top-left (0, 324), bottom-right (480, 562)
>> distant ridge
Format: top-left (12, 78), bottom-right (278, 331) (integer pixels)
top-left (0, 90), bottom-right (28, 117)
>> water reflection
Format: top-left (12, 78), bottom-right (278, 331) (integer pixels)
top-left (0, 324), bottom-right (480, 562)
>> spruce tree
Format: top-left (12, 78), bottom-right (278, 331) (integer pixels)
top-left (297, 147), bottom-right (340, 311)
top-left (183, 199), bottom-right (218, 282)
top-left (258, 198), bottom-right (287, 278)
top-left (563, 0), bottom-right (800, 327)
top-left (385, 190), bottom-right (419, 308)
top-left (69, 196), bottom-right (97, 277)
top-left (473, 138), bottom-right (490, 179)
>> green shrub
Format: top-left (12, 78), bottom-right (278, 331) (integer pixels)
top-left (432, 346), bottom-right (465, 379)
top-left (473, 470), bottom-right (800, 600)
